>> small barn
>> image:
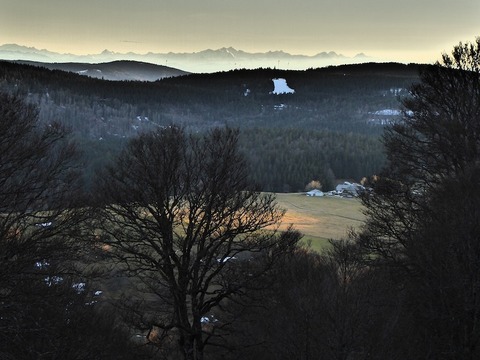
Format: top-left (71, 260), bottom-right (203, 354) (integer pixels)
top-left (306, 189), bottom-right (324, 197)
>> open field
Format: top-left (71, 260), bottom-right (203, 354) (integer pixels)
top-left (274, 193), bottom-right (365, 252)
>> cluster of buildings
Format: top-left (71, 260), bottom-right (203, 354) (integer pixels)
top-left (306, 181), bottom-right (366, 198)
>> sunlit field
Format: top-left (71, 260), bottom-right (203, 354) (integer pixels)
top-left (274, 193), bottom-right (365, 252)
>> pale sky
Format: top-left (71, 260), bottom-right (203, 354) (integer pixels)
top-left (1, 0), bottom-right (479, 63)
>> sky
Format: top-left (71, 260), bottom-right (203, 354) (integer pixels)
top-left (1, 0), bottom-right (479, 64)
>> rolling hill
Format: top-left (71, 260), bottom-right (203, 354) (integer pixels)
top-left (13, 60), bottom-right (189, 81)
top-left (0, 60), bottom-right (422, 192)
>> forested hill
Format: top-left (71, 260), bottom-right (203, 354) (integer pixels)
top-left (14, 60), bottom-right (189, 81)
top-left (0, 61), bottom-right (421, 192)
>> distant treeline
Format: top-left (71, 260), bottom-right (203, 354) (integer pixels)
top-left (0, 60), bottom-right (419, 191)
top-left (239, 128), bottom-right (385, 191)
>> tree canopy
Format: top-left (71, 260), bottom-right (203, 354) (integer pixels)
top-left (357, 37), bottom-right (480, 359)
top-left (94, 126), bottom-right (300, 359)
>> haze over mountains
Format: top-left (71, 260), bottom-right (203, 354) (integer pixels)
top-left (0, 43), bottom-right (371, 73)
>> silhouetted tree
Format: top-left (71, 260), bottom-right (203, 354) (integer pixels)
top-left (0, 92), bottom-right (99, 358)
top-left (94, 127), bottom-right (299, 360)
top-left (357, 38), bottom-right (480, 359)
top-left (234, 247), bottom-right (327, 360)
top-left (226, 240), bottom-right (396, 360)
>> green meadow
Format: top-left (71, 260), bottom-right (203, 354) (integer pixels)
top-left (274, 193), bottom-right (365, 252)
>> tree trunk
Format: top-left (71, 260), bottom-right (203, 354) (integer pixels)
top-left (182, 335), bottom-right (194, 360)
top-left (194, 331), bottom-right (205, 360)
top-left (180, 333), bottom-right (204, 360)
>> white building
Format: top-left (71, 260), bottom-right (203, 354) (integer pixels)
top-left (306, 189), bottom-right (324, 197)
top-left (335, 182), bottom-right (365, 196)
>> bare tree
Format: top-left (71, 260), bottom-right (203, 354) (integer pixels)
top-left (94, 126), bottom-right (298, 359)
top-left (305, 180), bottom-right (322, 191)
top-left (0, 92), bottom-right (93, 357)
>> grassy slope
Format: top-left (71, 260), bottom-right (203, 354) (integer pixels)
top-left (274, 193), bottom-right (365, 252)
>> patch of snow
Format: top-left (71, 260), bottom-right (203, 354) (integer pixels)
top-left (45, 276), bottom-right (63, 286)
top-left (373, 109), bottom-right (401, 116)
top-left (72, 282), bottom-right (86, 293)
top-left (35, 260), bottom-right (50, 269)
top-left (94, 290), bottom-right (103, 296)
top-left (201, 314), bottom-right (219, 324)
top-left (368, 118), bottom-right (394, 126)
top-left (271, 78), bottom-right (295, 95)
top-left (274, 104), bottom-right (287, 110)
top-left (217, 256), bottom-right (237, 263)
top-left (77, 70), bottom-right (88, 74)
top-left (244, 88), bottom-right (251, 97)
top-left (390, 88), bottom-right (405, 95)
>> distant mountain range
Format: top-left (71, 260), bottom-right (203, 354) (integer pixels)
top-left (0, 44), bottom-right (372, 73)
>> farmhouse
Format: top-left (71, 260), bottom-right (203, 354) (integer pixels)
top-left (335, 182), bottom-right (365, 197)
